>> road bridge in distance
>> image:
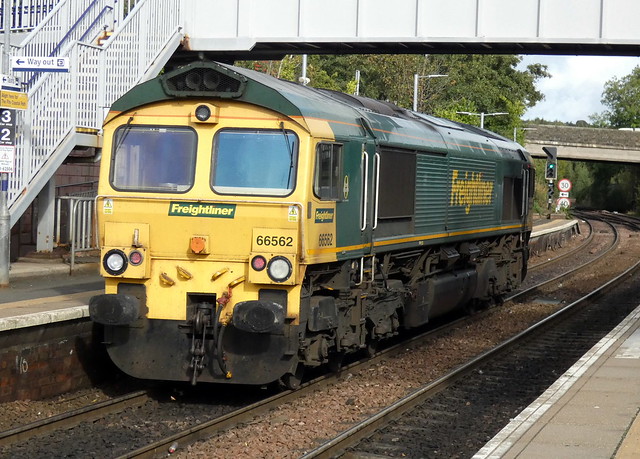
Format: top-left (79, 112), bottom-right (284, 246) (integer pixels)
top-left (524, 125), bottom-right (640, 164)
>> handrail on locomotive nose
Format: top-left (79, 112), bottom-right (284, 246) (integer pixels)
top-left (361, 148), bottom-right (369, 232)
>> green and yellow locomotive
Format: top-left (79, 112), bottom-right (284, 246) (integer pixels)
top-left (89, 61), bottom-right (534, 387)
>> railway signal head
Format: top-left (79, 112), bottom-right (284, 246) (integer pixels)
top-left (545, 161), bottom-right (557, 180)
top-left (543, 146), bottom-right (558, 180)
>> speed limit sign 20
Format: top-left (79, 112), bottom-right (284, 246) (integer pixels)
top-left (557, 178), bottom-right (572, 193)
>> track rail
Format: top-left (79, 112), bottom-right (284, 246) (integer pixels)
top-left (301, 232), bottom-right (640, 458)
top-left (528, 218), bottom-right (593, 271)
top-left (120, 215), bottom-right (625, 457)
top-left (510, 216), bottom-right (618, 302)
top-left (0, 391), bottom-right (149, 448)
top-left (117, 317), bottom-right (471, 458)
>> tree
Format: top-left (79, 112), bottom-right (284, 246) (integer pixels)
top-left (594, 66), bottom-right (640, 128)
top-left (424, 55), bottom-right (548, 136)
top-left (583, 67), bottom-right (640, 213)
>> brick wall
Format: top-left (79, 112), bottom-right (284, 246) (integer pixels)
top-left (0, 320), bottom-right (112, 402)
top-left (55, 162), bottom-right (100, 197)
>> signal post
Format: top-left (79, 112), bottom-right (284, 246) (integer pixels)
top-left (543, 146), bottom-right (558, 219)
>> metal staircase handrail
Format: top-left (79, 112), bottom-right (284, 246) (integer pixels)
top-left (7, 0), bottom-right (184, 226)
top-left (16, 0), bottom-right (115, 89)
top-left (24, 4), bottom-right (114, 87)
top-left (2, 0), bottom-right (60, 32)
top-left (16, 0), bottom-right (108, 50)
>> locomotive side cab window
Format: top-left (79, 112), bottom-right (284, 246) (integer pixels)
top-left (111, 126), bottom-right (197, 192)
top-left (211, 128), bottom-right (298, 196)
top-left (314, 143), bottom-right (343, 200)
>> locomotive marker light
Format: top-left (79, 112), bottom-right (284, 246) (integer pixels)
top-left (195, 104), bottom-right (211, 121)
top-left (192, 104), bottom-right (219, 124)
top-left (251, 255), bottom-right (267, 271)
top-left (128, 250), bottom-right (143, 266)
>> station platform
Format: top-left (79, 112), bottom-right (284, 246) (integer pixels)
top-left (530, 217), bottom-right (579, 238)
top-left (476, 303), bottom-right (640, 459)
top-left (0, 258), bottom-right (100, 330)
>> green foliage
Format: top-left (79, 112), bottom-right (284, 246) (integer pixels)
top-left (531, 159), bottom-right (596, 213)
top-left (579, 66), bottom-right (640, 213)
top-left (596, 66), bottom-right (640, 129)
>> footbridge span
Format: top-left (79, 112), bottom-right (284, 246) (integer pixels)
top-left (524, 125), bottom-right (640, 164)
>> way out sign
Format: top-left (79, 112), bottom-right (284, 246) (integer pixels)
top-left (12, 56), bottom-right (70, 72)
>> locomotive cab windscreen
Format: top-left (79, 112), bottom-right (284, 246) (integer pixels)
top-left (211, 128), bottom-right (298, 196)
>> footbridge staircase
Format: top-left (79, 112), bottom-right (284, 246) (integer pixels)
top-left (1, 0), bottom-right (184, 229)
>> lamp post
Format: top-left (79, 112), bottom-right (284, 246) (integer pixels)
top-left (412, 73), bottom-right (448, 112)
top-left (299, 54), bottom-right (310, 85)
top-left (0, 0), bottom-right (11, 287)
top-left (456, 111), bottom-right (508, 129)
top-left (513, 127), bottom-right (537, 142)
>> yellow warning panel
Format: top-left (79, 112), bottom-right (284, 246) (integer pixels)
top-left (0, 90), bottom-right (28, 110)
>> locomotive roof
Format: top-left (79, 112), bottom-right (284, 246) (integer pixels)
top-left (109, 61), bottom-right (528, 161)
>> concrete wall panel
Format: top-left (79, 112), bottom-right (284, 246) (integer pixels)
top-left (300, 0), bottom-right (359, 38)
top-left (418, 0), bottom-right (478, 38)
top-left (540, 0), bottom-right (602, 39)
top-left (479, 0), bottom-right (540, 38)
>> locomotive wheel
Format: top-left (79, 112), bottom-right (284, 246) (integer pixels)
top-left (328, 351), bottom-right (345, 373)
top-left (281, 364), bottom-right (304, 390)
top-left (365, 339), bottom-right (379, 358)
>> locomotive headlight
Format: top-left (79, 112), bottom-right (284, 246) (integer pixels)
top-left (103, 249), bottom-right (128, 276)
top-left (267, 256), bottom-right (292, 283)
top-left (195, 104), bottom-right (211, 121)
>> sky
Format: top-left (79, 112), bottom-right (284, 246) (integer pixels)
top-left (518, 55), bottom-right (640, 123)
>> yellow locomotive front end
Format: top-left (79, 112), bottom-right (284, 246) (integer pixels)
top-left (90, 90), bottom-right (311, 385)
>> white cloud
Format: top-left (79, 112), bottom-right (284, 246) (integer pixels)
top-left (519, 55), bottom-right (640, 123)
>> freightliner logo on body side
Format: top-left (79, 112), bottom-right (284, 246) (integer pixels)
top-left (450, 170), bottom-right (495, 214)
top-left (314, 208), bottom-right (335, 223)
top-left (168, 202), bottom-right (236, 218)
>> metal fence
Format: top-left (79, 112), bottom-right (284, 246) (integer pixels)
top-left (0, 0), bottom-right (59, 32)
top-left (55, 195), bottom-right (97, 271)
